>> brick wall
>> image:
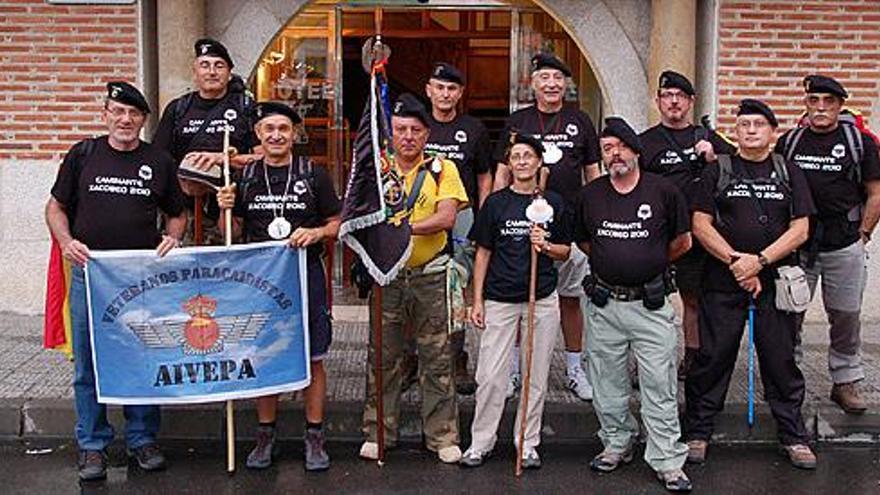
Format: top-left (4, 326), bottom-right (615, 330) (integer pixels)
top-left (717, 0), bottom-right (880, 135)
top-left (0, 0), bottom-right (139, 161)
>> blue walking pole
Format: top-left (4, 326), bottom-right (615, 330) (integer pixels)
top-left (747, 296), bottom-right (756, 428)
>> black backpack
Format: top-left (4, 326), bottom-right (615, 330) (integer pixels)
top-left (714, 153), bottom-right (792, 226)
top-left (171, 74), bottom-right (254, 152)
top-left (781, 118), bottom-right (864, 184)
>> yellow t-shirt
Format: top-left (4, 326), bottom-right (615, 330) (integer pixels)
top-left (400, 157), bottom-right (469, 268)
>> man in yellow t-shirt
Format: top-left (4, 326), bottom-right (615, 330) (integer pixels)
top-left (360, 93), bottom-right (468, 464)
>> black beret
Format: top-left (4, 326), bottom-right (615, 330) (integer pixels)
top-left (429, 62), bottom-right (464, 85)
top-left (253, 101), bottom-right (301, 125)
top-left (508, 130), bottom-right (545, 158)
top-left (194, 38), bottom-right (234, 68)
top-left (658, 70), bottom-right (695, 96)
top-left (530, 52), bottom-right (571, 77)
top-left (600, 117), bottom-right (643, 154)
top-left (736, 98), bottom-right (778, 128)
top-left (391, 93), bottom-right (430, 127)
top-left (803, 74), bottom-right (848, 99)
top-left (106, 81), bottom-right (150, 114)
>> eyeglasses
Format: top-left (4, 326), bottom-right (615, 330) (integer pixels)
top-left (659, 91), bottom-right (689, 101)
top-left (105, 106), bottom-right (145, 119)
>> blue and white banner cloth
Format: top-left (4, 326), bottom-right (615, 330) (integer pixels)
top-left (85, 241), bottom-right (310, 405)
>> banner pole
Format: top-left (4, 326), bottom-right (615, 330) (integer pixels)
top-left (373, 283), bottom-right (385, 465)
top-left (223, 125), bottom-right (236, 474)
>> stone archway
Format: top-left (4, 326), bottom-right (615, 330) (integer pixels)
top-left (206, 0), bottom-right (649, 129)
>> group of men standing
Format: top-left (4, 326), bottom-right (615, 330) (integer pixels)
top-left (46, 37), bottom-right (879, 493)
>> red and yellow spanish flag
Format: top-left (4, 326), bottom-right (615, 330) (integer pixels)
top-left (43, 236), bottom-right (73, 358)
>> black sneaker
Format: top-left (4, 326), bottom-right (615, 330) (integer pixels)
top-left (127, 443), bottom-right (167, 471)
top-left (78, 449), bottom-right (108, 481)
top-left (304, 427), bottom-right (330, 471)
top-left (247, 425), bottom-right (277, 469)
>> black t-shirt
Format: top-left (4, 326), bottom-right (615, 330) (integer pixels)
top-left (233, 159), bottom-right (341, 261)
top-left (152, 91), bottom-right (257, 163)
top-left (691, 155), bottom-right (816, 292)
top-left (774, 126), bottom-right (880, 250)
top-left (494, 105), bottom-right (600, 208)
top-left (574, 173), bottom-right (690, 286)
top-left (50, 137), bottom-right (185, 250)
top-left (471, 188), bottom-right (570, 303)
top-left (639, 124), bottom-right (736, 198)
top-left (426, 114), bottom-right (491, 210)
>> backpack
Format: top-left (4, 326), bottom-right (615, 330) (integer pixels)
top-left (714, 153), bottom-right (792, 226)
top-left (239, 157), bottom-right (316, 241)
top-left (61, 138), bottom-right (99, 225)
top-left (171, 74), bottom-right (254, 150)
top-left (782, 113), bottom-right (865, 184)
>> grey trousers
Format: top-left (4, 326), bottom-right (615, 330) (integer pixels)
top-left (586, 298), bottom-right (688, 472)
top-left (800, 239), bottom-right (867, 384)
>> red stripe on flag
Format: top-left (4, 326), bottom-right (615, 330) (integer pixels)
top-left (43, 237), bottom-right (68, 350)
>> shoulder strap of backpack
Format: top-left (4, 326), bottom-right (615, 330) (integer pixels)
top-left (783, 127), bottom-right (807, 163)
top-left (715, 154), bottom-right (734, 197)
top-left (770, 153), bottom-right (790, 189)
top-left (840, 122), bottom-right (864, 184)
top-left (172, 93), bottom-right (195, 130)
top-left (406, 167), bottom-right (429, 212)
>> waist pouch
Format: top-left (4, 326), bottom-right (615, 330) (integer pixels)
top-left (642, 274), bottom-right (667, 311)
top-left (775, 265), bottom-right (811, 313)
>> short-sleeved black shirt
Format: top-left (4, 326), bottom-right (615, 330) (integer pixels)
top-left (774, 126), bottom-right (880, 250)
top-left (233, 159), bottom-right (341, 261)
top-left (574, 173), bottom-right (690, 286)
top-left (639, 124), bottom-right (736, 198)
top-left (50, 137), bottom-right (185, 250)
top-left (494, 105), bottom-right (600, 208)
top-left (691, 154), bottom-right (816, 292)
top-left (471, 188), bottom-right (570, 303)
top-left (426, 114), bottom-right (491, 210)
top-left (152, 91), bottom-right (257, 163)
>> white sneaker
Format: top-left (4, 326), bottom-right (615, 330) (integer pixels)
top-left (438, 445), bottom-right (462, 463)
top-left (506, 371), bottom-right (521, 399)
top-left (359, 441), bottom-right (378, 460)
top-left (567, 366), bottom-right (593, 401)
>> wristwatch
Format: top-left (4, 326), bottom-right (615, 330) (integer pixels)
top-left (758, 252), bottom-right (770, 267)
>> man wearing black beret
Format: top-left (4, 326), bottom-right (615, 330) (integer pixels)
top-left (639, 70), bottom-right (736, 380)
top-left (686, 98), bottom-right (817, 470)
top-left (153, 37), bottom-right (260, 245)
top-left (775, 74), bottom-right (880, 414)
top-left (574, 117), bottom-right (693, 491)
top-left (215, 100), bottom-right (338, 472)
top-left (419, 62), bottom-right (493, 396)
top-left (45, 81), bottom-right (187, 480)
top-left (493, 52), bottom-right (601, 402)
top-left (360, 93), bottom-right (468, 464)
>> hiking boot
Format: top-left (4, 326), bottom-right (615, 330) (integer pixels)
top-left (657, 468), bottom-right (693, 492)
top-left (127, 443), bottom-right (166, 471)
top-left (304, 426), bottom-right (330, 472)
top-left (686, 439), bottom-right (708, 464)
top-left (678, 348), bottom-right (697, 381)
top-left (246, 425), bottom-right (278, 469)
top-left (78, 450), bottom-right (108, 481)
top-left (454, 351), bottom-right (477, 395)
top-left (567, 365), bottom-right (593, 401)
top-left (831, 381), bottom-right (867, 414)
top-left (589, 449), bottom-right (634, 473)
top-left (784, 444), bottom-right (817, 470)
top-left (521, 448), bottom-right (542, 470)
top-left (506, 371), bottom-right (521, 399)
top-left (459, 447), bottom-right (490, 468)
top-left (401, 352), bottom-right (419, 393)
top-left (438, 445), bottom-right (462, 464)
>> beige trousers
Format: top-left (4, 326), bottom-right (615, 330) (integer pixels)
top-left (468, 292), bottom-right (560, 453)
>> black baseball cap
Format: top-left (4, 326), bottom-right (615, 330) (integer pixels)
top-left (659, 70), bottom-right (695, 96)
top-left (600, 117), bottom-right (643, 154)
top-left (508, 130), bottom-right (545, 158)
top-left (194, 38), bottom-right (234, 68)
top-left (737, 98), bottom-right (778, 128)
top-left (253, 101), bottom-right (301, 125)
top-left (106, 81), bottom-right (150, 114)
top-left (429, 62), bottom-right (464, 85)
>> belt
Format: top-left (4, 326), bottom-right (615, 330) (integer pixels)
top-left (596, 279), bottom-right (645, 302)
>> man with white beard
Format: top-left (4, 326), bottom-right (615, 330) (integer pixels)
top-left (574, 117), bottom-right (693, 492)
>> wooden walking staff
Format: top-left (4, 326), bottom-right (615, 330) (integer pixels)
top-left (516, 168), bottom-right (550, 476)
top-left (222, 125), bottom-right (236, 473)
